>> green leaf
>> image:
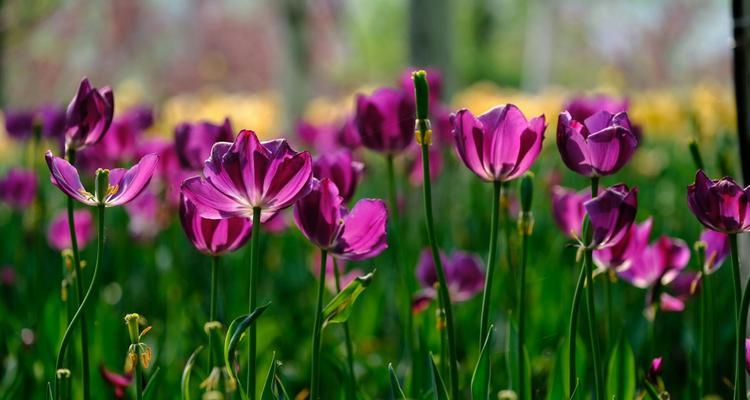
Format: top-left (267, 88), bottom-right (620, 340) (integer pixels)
top-left (506, 321), bottom-right (531, 400)
top-left (428, 353), bottom-right (449, 400)
top-left (47, 382), bottom-right (53, 400)
top-left (605, 336), bottom-right (636, 400)
top-left (142, 366), bottom-right (161, 400)
top-left (224, 303), bottom-right (271, 400)
top-left (181, 346), bottom-right (203, 400)
top-left (388, 363), bottom-right (407, 399)
top-left (471, 325), bottom-right (493, 400)
top-left (260, 352), bottom-right (279, 400)
top-left (322, 271), bottom-right (375, 328)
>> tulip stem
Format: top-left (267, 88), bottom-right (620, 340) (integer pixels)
top-left (480, 181), bottom-right (502, 345)
top-left (55, 205), bottom-right (104, 400)
top-left (246, 206), bottom-right (262, 400)
top-left (310, 249), bottom-right (328, 399)
top-left (208, 256), bottom-right (220, 370)
top-left (518, 216), bottom-right (530, 400)
top-left (584, 176), bottom-right (604, 399)
top-left (730, 234), bottom-right (747, 400)
top-left (134, 342), bottom-right (143, 400)
top-left (63, 148), bottom-right (91, 400)
top-left (568, 257), bottom-right (586, 397)
top-left (419, 126), bottom-right (459, 398)
top-left (332, 259), bottom-right (357, 399)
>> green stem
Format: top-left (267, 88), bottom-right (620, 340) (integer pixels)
top-left (55, 205), bottom-right (104, 400)
top-left (419, 139), bottom-right (459, 398)
top-left (583, 177), bottom-right (603, 399)
top-left (64, 148), bottom-right (90, 400)
top-left (568, 261), bottom-right (586, 397)
top-left (699, 268), bottom-right (706, 398)
top-left (731, 234), bottom-right (747, 400)
top-left (605, 275), bottom-right (613, 349)
top-left (246, 206), bottom-right (262, 399)
top-left (332, 259), bottom-right (357, 400)
top-left (310, 249), bottom-right (328, 400)
top-left (479, 182), bottom-right (502, 345)
top-left (518, 223), bottom-right (530, 400)
top-left (135, 344), bottom-right (142, 400)
top-left (706, 267), bottom-right (716, 393)
top-left (208, 256), bottom-right (220, 369)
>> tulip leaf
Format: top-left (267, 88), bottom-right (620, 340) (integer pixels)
top-left (322, 271), bottom-right (374, 328)
top-left (142, 366), bottom-right (161, 400)
top-left (428, 353), bottom-right (449, 400)
top-left (388, 363), bottom-right (407, 400)
top-left (506, 321), bottom-right (532, 400)
top-left (547, 337), bottom-right (587, 400)
top-left (471, 325), bottom-right (493, 400)
top-left (224, 303), bottom-right (271, 400)
top-left (181, 346), bottom-right (203, 400)
top-left (47, 382), bottom-right (53, 400)
top-left (260, 352), bottom-right (290, 400)
top-left (605, 335), bottom-right (635, 400)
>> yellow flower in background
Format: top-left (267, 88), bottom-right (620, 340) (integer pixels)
top-left (629, 89), bottom-right (687, 140)
top-left (689, 83), bottom-right (736, 139)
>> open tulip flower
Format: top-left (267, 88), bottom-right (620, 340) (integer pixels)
top-left (181, 130), bottom-right (313, 223)
top-left (413, 249), bottom-right (485, 310)
top-left (179, 195), bottom-right (252, 256)
top-left (550, 185), bottom-right (591, 239)
top-left (175, 118), bottom-right (234, 170)
top-left (451, 104), bottom-right (546, 182)
top-left (584, 184), bottom-right (638, 249)
top-left (355, 87), bottom-right (415, 154)
top-left (48, 209), bottom-right (93, 252)
top-left (45, 151), bottom-right (158, 207)
top-left (294, 178), bottom-right (387, 260)
top-left (556, 110), bottom-right (637, 177)
top-left (312, 150), bottom-right (364, 203)
top-left (687, 170), bottom-right (750, 234)
top-left (700, 229), bottom-right (730, 274)
top-left (594, 217), bottom-right (652, 273)
top-left (618, 235), bottom-right (690, 289)
top-left (64, 78), bottom-right (114, 152)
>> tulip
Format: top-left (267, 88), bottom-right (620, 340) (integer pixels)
top-left (179, 195), bottom-right (252, 256)
top-left (48, 210), bottom-right (93, 252)
top-left (550, 185), bottom-right (590, 239)
top-left (451, 104), bottom-right (546, 182)
top-left (337, 117), bottom-right (362, 150)
top-left (564, 94), bottom-right (629, 123)
top-left (99, 364), bottom-right (132, 399)
top-left (687, 170), bottom-right (750, 234)
top-left (45, 151), bottom-right (158, 208)
top-left (647, 357), bottom-right (663, 383)
top-left (654, 271), bottom-right (700, 313)
top-left (355, 87), bottom-right (415, 154)
top-left (0, 168), bottom-right (38, 209)
top-left (125, 189), bottom-right (167, 241)
top-left (312, 150), bottom-right (364, 203)
top-left (135, 138), bottom-right (186, 206)
top-left (746, 339), bottom-right (750, 374)
top-left (38, 105), bottom-right (67, 141)
top-left (175, 118), bottom-right (233, 170)
top-left (594, 218), bottom-right (652, 273)
top-left (618, 235), bottom-right (690, 288)
top-left (415, 249), bottom-right (485, 303)
top-left (64, 78), bottom-right (114, 152)
top-left (4, 109), bottom-right (34, 140)
top-left (556, 110), bottom-right (637, 177)
top-left (584, 184), bottom-right (639, 249)
top-left (700, 229), bottom-right (730, 274)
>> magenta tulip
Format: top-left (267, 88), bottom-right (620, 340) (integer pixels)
top-left (550, 185), bottom-right (591, 238)
top-left (45, 151), bottom-right (158, 207)
top-left (181, 130), bottom-right (313, 222)
top-left (746, 339), bottom-right (750, 374)
top-left (293, 178), bottom-right (387, 260)
top-left (338, 117), bottom-right (362, 150)
top-left (594, 218), bottom-right (652, 273)
top-left (415, 248), bottom-right (485, 303)
top-left (4, 110), bottom-right (34, 140)
top-left (64, 78), bottom-right (115, 152)
top-left (48, 210), bottom-right (93, 251)
top-left (700, 229), bottom-right (730, 274)
top-left (584, 184), bottom-right (638, 248)
top-left (0, 168), bottom-right (38, 209)
top-left (175, 118), bottom-right (234, 170)
top-left (647, 357), bottom-right (663, 383)
top-left (179, 195), bottom-right (252, 256)
top-left (100, 364), bottom-right (132, 399)
top-left (556, 110), bottom-right (637, 177)
top-left (687, 170), bottom-right (750, 234)
top-left (451, 104), bottom-right (546, 182)
top-left (618, 236), bottom-right (690, 289)
top-left (125, 189), bottom-right (168, 241)
top-left (564, 94), bottom-right (629, 123)
top-left (312, 150), bottom-right (364, 203)
top-left (355, 87), bottom-right (415, 154)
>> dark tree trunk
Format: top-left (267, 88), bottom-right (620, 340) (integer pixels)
top-left (733, 0), bottom-right (750, 184)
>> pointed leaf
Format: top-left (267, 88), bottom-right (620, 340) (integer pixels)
top-left (260, 352), bottom-right (279, 400)
top-left (142, 366), bottom-right (161, 400)
top-left (322, 272), bottom-right (375, 327)
top-left (181, 346), bottom-right (203, 400)
top-left (605, 336), bottom-right (635, 400)
top-left (428, 353), bottom-right (449, 400)
top-left (224, 303), bottom-right (271, 400)
top-left (389, 363), bottom-right (407, 399)
top-left (471, 325), bottom-right (494, 400)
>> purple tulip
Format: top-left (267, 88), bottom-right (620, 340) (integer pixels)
top-left (312, 150), bottom-right (364, 203)
top-left (181, 130), bottom-right (313, 222)
top-left (687, 170), bottom-right (750, 234)
top-left (556, 110), bottom-right (637, 177)
top-left (594, 218), bottom-right (652, 272)
top-left (338, 117), bottom-right (362, 150)
top-left (293, 178), bottom-right (387, 260)
top-left (746, 339), bottom-right (750, 374)
top-left (45, 151), bottom-right (158, 207)
top-left (179, 195), bottom-right (252, 255)
top-left (415, 249), bottom-right (485, 304)
top-left (38, 105), bottom-right (67, 139)
top-left (0, 168), bottom-right (38, 209)
top-left (618, 235), bottom-right (690, 289)
top-left (700, 229), bottom-right (729, 274)
top-left (550, 185), bottom-right (591, 238)
top-left (584, 184), bottom-right (638, 249)
top-left (451, 104), bottom-right (546, 182)
top-left (125, 189), bottom-right (167, 241)
top-left (64, 78), bottom-right (115, 152)
top-left (653, 270), bottom-right (700, 313)
top-left (136, 138), bottom-right (185, 206)
top-left (78, 106), bottom-right (155, 168)
top-left (4, 110), bottom-right (35, 140)
top-left (564, 94), bottom-right (629, 123)
top-left (174, 118), bottom-right (234, 170)
top-left (100, 364), bottom-right (132, 399)
top-left (647, 357), bottom-right (662, 383)
top-left (48, 210), bottom-right (93, 251)
top-left (355, 87), bottom-right (415, 154)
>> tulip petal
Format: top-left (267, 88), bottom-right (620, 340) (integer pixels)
top-left (45, 151), bottom-right (96, 206)
top-left (106, 154), bottom-right (159, 206)
top-left (335, 199), bottom-right (388, 260)
top-left (181, 176), bottom-right (252, 219)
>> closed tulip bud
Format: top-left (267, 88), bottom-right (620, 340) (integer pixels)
top-left (65, 78), bottom-right (114, 152)
top-left (687, 170), bottom-right (750, 234)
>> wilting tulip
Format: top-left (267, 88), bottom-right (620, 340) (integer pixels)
top-left (584, 184), bottom-right (638, 249)
top-left (687, 170), bottom-right (750, 234)
top-left (312, 150), bottom-right (364, 203)
top-left (48, 210), bottom-right (93, 251)
top-left (45, 151), bottom-right (158, 207)
top-left (355, 87), bottom-right (415, 154)
top-left (556, 110), bottom-right (637, 177)
top-left (594, 218), bottom-right (652, 272)
top-left (99, 364), bottom-right (132, 399)
top-left (700, 229), bottom-right (729, 274)
top-left (181, 130), bottom-right (313, 222)
top-left (0, 168), bottom-right (38, 209)
top-left (64, 78), bottom-right (114, 152)
top-left (294, 178), bottom-right (387, 260)
top-left (564, 94), bottom-right (629, 123)
top-left (414, 249), bottom-right (485, 305)
top-left (175, 118), bottom-right (233, 170)
top-left (451, 104), bottom-right (546, 182)
top-left (179, 195), bottom-right (252, 255)
top-left (550, 186), bottom-right (590, 238)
